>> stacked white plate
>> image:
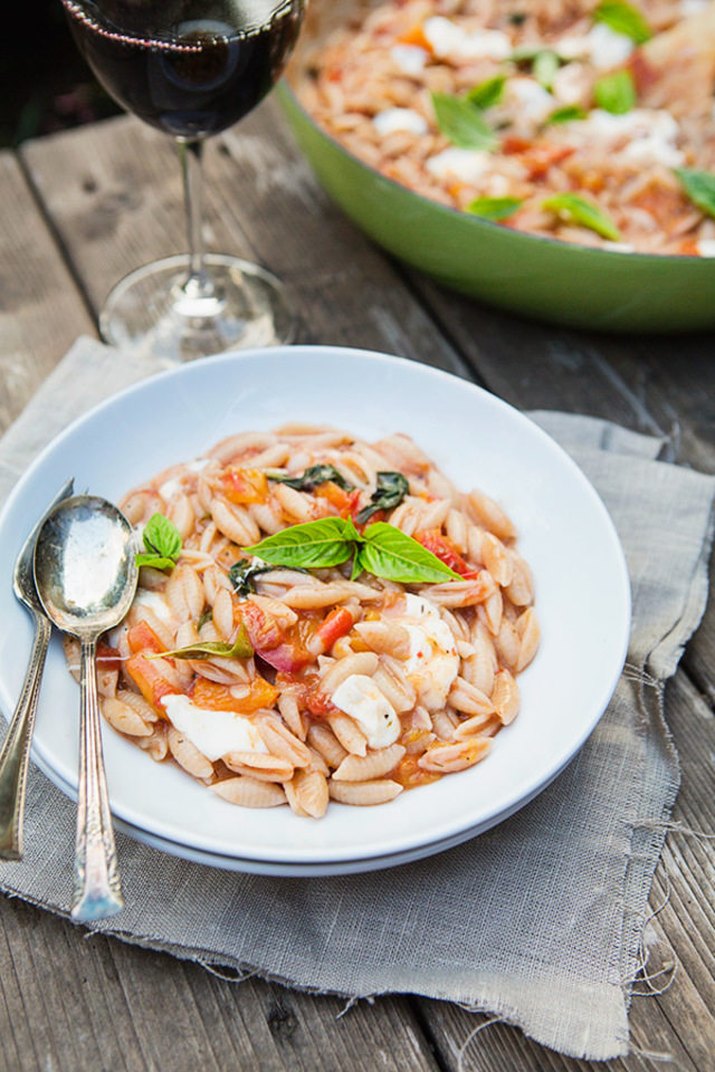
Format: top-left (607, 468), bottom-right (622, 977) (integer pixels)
top-left (0, 347), bottom-right (630, 876)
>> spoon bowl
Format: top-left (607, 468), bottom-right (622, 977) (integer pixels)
top-left (34, 495), bottom-right (138, 638)
top-left (34, 494), bottom-right (138, 922)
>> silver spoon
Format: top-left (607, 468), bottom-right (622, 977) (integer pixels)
top-left (0, 479), bottom-right (75, 860)
top-left (34, 495), bottom-right (138, 922)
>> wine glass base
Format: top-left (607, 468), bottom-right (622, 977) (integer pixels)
top-left (99, 254), bottom-right (295, 362)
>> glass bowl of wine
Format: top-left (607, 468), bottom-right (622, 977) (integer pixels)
top-left (61, 0), bottom-right (305, 361)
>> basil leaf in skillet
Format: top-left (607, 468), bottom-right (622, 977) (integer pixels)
top-left (541, 192), bottom-right (621, 241)
top-left (268, 464), bottom-right (354, 492)
top-left (243, 516), bottom-right (359, 569)
top-left (545, 105), bottom-right (588, 125)
top-left (431, 92), bottom-right (498, 151)
top-left (135, 512), bottom-right (182, 571)
top-left (466, 74), bottom-right (507, 110)
top-left (674, 169), bottom-right (715, 220)
top-left (594, 69), bottom-right (636, 115)
top-left (593, 0), bottom-right (652, 44)
top-left (467, 196), bottom-right (523, 221)
top-left (355, 471), bottom-right (410, 524)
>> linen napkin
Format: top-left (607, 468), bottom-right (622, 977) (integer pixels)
top-left (0, 337), bottom-right (712, 1061)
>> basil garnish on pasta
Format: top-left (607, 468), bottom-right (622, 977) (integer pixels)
top-left (593, 0), bottom-right (651, 43)
top-left (431, 92), bottom-right (498, 151)
top-left (268, 464), bottom-right (354, 492)
top-left (541, 193), bottom-right (621, 241)
top-left (244, 516), bottom-right (461, 585)
top-left (154, 626), bottom-right (253, 661)
top-left (674, 169), bottom-right (715, 220)
top-left (135, 513), bottom-right (182, 571)
top-left (355, 471), bottom-right (409, 524)
top-left (594, 70), bottom-right (636, 115)
top-left (228, 558), bottom-right (276, 596)
top-left (359, 524), bottom-right (462, 584)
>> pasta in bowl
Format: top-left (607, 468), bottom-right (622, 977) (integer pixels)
top-left (67, 425), bottom-right (539, 819)
top-left (0, 345), bottom-right (630, 873)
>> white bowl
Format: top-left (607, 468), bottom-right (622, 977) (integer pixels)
top-left (0, 346), bottom-right (630, 875)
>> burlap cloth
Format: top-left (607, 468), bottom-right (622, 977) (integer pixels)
top-left (0, 338), bottom-right (712, 1061)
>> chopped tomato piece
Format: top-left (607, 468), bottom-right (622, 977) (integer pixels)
top-left (192, 676), bottom-right (279, 714)
top-left (519, 144), bottom-right (575, 180)
top-left (502, 136), bottom-right (531, 155)
top-left (239, 602), bottom-right (313, 673)
top-left (398, 23), bottom-right (432, 50)
top-left (414, 529), bottom-right (479, 578)
top-left (219, 467), bottom-right (268, 505)
top-left (392, 752), bottom-right (441, 790)
top-left (628, 50), bottom-right (659, 96)
top-left (127, 619), bottom-right (166, 656)
top-left (125, 654), bottom-right (178, 716)
top-left (97, 641), bottom-right (121, 674)
top-left (314, 482), bottom-right (363, 520)
top-left (313, 607), bottom-right (354, 654)
top-left (677, 237), bottom-right (700, 256)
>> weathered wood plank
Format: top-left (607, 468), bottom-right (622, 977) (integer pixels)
top-left (0, 152), bottom-right (95, 436)
top-left (0, 897), bottom-right (442, 1072)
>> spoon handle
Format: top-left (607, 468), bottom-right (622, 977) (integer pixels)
top-left (72, 636), bottom-right (123, 922)
top-left (0, 613), bottom-right (52, 860)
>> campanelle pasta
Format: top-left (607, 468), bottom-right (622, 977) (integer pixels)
top-left (64, 425), bottom-right (539, 818)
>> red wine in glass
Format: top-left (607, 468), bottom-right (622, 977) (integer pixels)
top-left (61, 0), bottom-right (305, 359)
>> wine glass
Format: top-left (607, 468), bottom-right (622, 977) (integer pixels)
top-left (61, 0), bottom-right (305, 361)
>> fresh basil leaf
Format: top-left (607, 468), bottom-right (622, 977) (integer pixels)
top-left (135, 553), bottom-right (179, 571)
top-left (269, 464), bottom-right (354, 492)
top-left (467, 196), bottom-right (522, 221)
top-left (508, 11), bottom-right (527, 25)
top-left (142, 513), bottom-right (182, 562)
top-left (532, 49), bottom-right (560, 90)
top-left (361, 523), bottom-right (461, 584)
top-left (674, 169), bottom-right (715, 220)
top-left (355, 471), bottom-right (410, 525)
top-left (594, 69), bottom-right (636, 114)
top-left (243, 517), bottom-right (357, 569)
top-left (431, 92), bottom-right (498, 150)
top-left (593, 0), bottom-right (651, 43)
top-left (541, 193), bottom-right (621, 241)
top-left (546, 104), bottom-right (588, 124)
top-left (350, 547), bottom-right (365, 582)
top-left (466, 74), bottom-right (507, 109)
top-left (154, 625), bottom-right (253, 661)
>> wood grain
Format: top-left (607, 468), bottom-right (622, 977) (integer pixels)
top-left (0, 152), bottom-right (94, 437)
top-left (2, 101), bottom-right (712, 1072)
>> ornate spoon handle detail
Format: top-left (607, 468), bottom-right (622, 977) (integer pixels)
top-left (72, 636), bottom-right (123, 922)
top-left (0, 614), bottom-right (52, 860)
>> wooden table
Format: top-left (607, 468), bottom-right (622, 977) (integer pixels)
top-left (0, 100), bottom-right (713, 1072)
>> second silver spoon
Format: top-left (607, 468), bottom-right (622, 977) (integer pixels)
top-left (34, 494), bottom-right (138, 922)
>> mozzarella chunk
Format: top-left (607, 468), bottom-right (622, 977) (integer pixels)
top-left (426, 147), bottom-right (492, 182)
top-left (566, 109), bottom-right (684, 167)
top-left (506, 77), bottom-right (554, 123)
top-left (697, 239), bottom-right (715, 257)
top-left (331, 675), bottom-right (401, 748)
top-left (373, 107), bottom-right (428, 136)
top-left (133, 589), bottom-right (175, 625)
top-left (423, 17), bottom-right (511, 60)
top-left (386, 595), bottom-right (460, 710)
top-left (161, 694), bottom-right (268, 761)
top-left (585, 24), bottom-right (635, 68)
top-left (391, 44), bottom-right (428, 74)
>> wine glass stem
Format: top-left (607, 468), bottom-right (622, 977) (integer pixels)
top-left (177, 138), bottom-right (212, 299)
